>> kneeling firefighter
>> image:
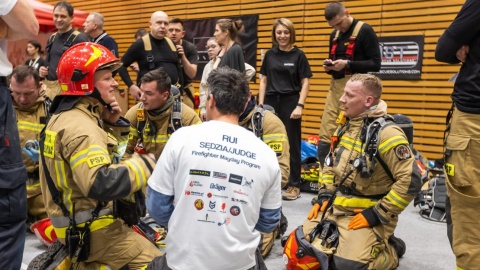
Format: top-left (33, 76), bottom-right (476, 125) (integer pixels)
top-left (36, 42), bottom-right (161, 269)
top-left (283, 74), bottom-right (421, 270)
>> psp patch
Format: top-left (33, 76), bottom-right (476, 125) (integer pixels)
top-left (394, 145), bottom-right (411, 160)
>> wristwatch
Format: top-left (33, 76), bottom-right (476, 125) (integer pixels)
top-left (297, 103), bottom-right (304, 108)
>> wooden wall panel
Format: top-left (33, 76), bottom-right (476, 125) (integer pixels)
top-left (42, 0), bottom-right (464, 159)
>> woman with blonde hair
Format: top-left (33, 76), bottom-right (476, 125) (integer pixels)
top-left (258, 18), bottom-right (312, 201)
top-left (213, 18), bottom-right (246, 73)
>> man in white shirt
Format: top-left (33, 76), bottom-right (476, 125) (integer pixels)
top-left (146, 66), bottom-right (281, 270)
top-left (0, 0), bottom-right (38, 268)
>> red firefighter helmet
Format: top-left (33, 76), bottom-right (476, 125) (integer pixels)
top-left (30, 218), bottom-right (58, 247)
top-left (283, 224), bottom-right (335, 270)
top-left (306, 135), bottom-right (320, 146)
top-left (57, 42), bottom-right (122, 96)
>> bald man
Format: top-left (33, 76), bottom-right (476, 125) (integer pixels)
top-left (118, 11), bottom-right (182, 101)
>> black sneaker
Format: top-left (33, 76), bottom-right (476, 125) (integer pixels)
top-left (388, 234), bottom-right (406, 258)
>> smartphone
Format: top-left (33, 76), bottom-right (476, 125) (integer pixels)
top-left (324, 62), bottom-right (334, 66)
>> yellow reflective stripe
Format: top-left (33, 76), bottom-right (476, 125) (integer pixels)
top-left (27, 183), bottom-right (41, 189)
top-left (339, 136), bottom-right (363, 153)
top-left (130, 126), bottom-right (137, 132)
top-left (55, 160), bottom-right (73, 213)
top-left (262, 133), bottom-right (288, 143)
top-left (334, 196), bottom-right (378, 208)
top-left (320, 173), bottom-right (334, 185)
top-left (124, 159), bottom-right (146, 188)
top-left (17, 120), bottom-right (44, 132)
top-left (385, 189), bottom-right (409, 210)
top-left (143, 134), bottom-right (169, 143)
top-left (378, 135), bottom-right (408, 154)
top-left (456, 267), bottom-right (464, 270)
top-left (53, 216), bottom-right (116, 238)
top-left (70, 145), bottom-right (110, 170)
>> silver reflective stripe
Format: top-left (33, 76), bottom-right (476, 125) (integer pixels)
top-left (50, 208), bottom-right (112, 228)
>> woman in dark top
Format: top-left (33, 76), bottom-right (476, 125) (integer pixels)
top-left (213, 18), bottom-right (245, 73)
top-left (258, 18), bottom-right (312, 201)
top-left (25, 40), bottom-right (47, 72)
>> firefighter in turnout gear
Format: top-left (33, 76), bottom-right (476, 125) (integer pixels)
top-left (317, 2), bottom-right (381, 169)
top-left (301, 74), bottom-right (421, 270)
top-left (39, 42), bottom-right (161, 269)
top-left (10, 65), bottom-right (49, 223)
top-left (124, 68), bottom-right (201, 160)
top-left (239, 96), bottom-right (290, 257)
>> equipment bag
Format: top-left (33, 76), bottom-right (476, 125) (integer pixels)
top-left (414, 169), bottom-right (447, 222)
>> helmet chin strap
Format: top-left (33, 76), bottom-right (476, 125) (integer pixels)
top-left (90, 87), bottom-right (110, 107)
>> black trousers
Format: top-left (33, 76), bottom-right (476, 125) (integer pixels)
top-left (264, 93), bottom-right (302, 187)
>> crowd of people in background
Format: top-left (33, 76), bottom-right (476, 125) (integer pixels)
top-left (0, 0), bottom-right (478, 269)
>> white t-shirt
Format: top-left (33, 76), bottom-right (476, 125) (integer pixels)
top-left (0, 0), bottom-right (17, 76)
top-left (148, 120), bottom-right (281, 270)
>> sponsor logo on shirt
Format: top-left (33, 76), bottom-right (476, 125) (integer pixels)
top-left (194, 199), bottom-right (204, 210)
top-left (228, 173), bottom-right (243, 185)
top-left (209, 201), bottom-right (216, 209)
top-left (218, 217), bottom-right (231, 226)
top-left (230, 206), bottom-right (241, 216)
top-left (197, 213), bottom-right (215, 223)
top-left (243, 178), bottom-right (254, 188)
top-left (284, 63), bottom-right (294, 66)
top-left (185, 190), bottom-right (204, 197)
top-left (213, 171), bottom-right (228, 180)
top-left (189, 181), bottom-right (203, 187)
top-left (220, 202), bottom-right (227, 213)
top-left (210, 183), bottom-right (226, 191)
top-left (231, 197), bottom-right (248, 205)
top-left (234, 189), bottom-right (248, 196)
top-left (189, 169), bottom-right (211, 177)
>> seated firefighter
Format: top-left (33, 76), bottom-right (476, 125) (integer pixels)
top-left (286, 74), bottom-right (422, 270)
top-left (239, 96), bottom-right (290, 257)
top-left (124, 68), bottom-right (201, 160)
top-left (38, 42), bottom-right (161, 269)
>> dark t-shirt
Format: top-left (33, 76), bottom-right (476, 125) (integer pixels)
top-left (92, 32), bottom-right (119, 58)
top-left (25, 57), bottom-right (47, 71)
top-left (328, 19), bottom-right (381, 79)
top-left (435, 0), bottom-right (480, 114)
top-left (260, 46), bottom-right (312, 95)
top-left (46, 28), bottom-right (87, 80)
top-left (181, 39), bottom-right (198, 85)
top-left (219, 43), bottom-right (245, 73)
top-left (118, 34), bottom-right (180, 88)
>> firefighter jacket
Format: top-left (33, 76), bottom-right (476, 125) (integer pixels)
top-left (239, 106), bottom-right (290, 188)
top-left (14, 96), bottom-right (47, 198)
top-left (40, 98), bottom-right (156, 237)
top-left (318, 100), bottom-right (422, 224)
top-left (125, 98), bottom-right (201, 159)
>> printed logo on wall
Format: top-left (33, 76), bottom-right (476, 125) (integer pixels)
top-left (372, 35), bottom-right (424, 80)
